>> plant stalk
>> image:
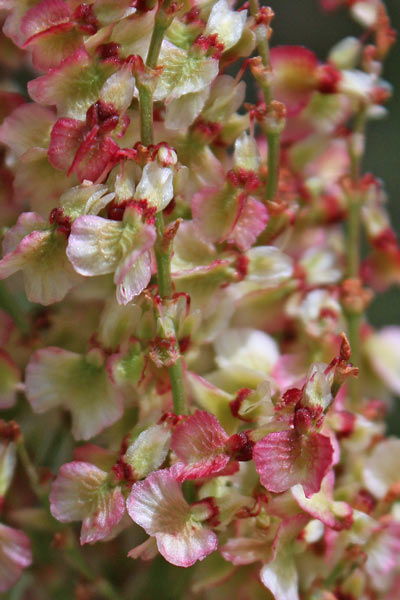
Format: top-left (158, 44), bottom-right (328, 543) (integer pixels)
top-left (138, 3), bottom-right (187, 415)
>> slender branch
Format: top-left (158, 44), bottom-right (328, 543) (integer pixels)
top-left (248, 1), bottom-right (281, 205)
top-left (345, 107), bottom-right (367, 407)
top-left (138, 3), bottom-right (187, 415)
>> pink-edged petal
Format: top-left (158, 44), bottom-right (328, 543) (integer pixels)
top-left (270, 46), bottom-right (318, 116)
top-left (26, 26), bottom-right (83, 71)
top-left (127, 469), bottom-right (190, 536)
top-left (25, 347), bottom-right (124, 440)
top-left (1, 213), bottom-right (78, 306)
top-left (134, 162), bottom-right (174, 212)
top-left (253, 429), bottom-right (333, 497)
top-left (0, 104), bottom-right (56, 156)
top-left (28, 48), bottom-right (116, 119)
top-left (48, 117), bottom-right (87, 172)
top-left (171, 411), bottom-right (230, 481)
top-left (291, 472), bottom-right (353, 530)
top-left (192, 185), bottom-right (242, 245)
top-left (156, 526), bottom-right (217, 568)
top-left (21, 0), bottom-right (71, 41)
top-left (221, 535), bottom-right (274, 566)
top-left (0, 524), bottom-right (32, 592)
top-left (2, 212), bottom-right (46, 255)
top-left (0, 233), bottom-right (42, 280)
top-left (68, 130), bottom-right (119, 183)
top-left (227, 197), bottom-right (268, 251)
top-left (67, 215), bottom-right (123, 276)
top-left (50, 461), bottom-right (125, 544)
top-left (0, 227), bottom-right (78, 305)
top-left (115, 251), bottom-right (152, 305)
top-left (260, 515), bottom-right (309, 600)
top-left (128, 537), bottom-right (158, 561)
top-left (127, 469), bottom-right (217, 567)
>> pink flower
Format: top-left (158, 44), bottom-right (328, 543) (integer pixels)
top-left (0, 524), bottom-right (32, 592)
top-left (253, 424), bottom-right (333, 497)
top-left (127, 469), bottom-right (218, 567)
top-left (50, 461), bottom-right (125, 544)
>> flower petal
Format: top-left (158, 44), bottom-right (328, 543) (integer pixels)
top-left (0, 524), bottom-right (32, 592)
top-left (253, 429), bottom-right (333, 497)
top-left (50, 461), bottom-right (125, 544)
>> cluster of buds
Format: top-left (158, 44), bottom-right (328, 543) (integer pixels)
top-left (0, 0), bottom-right (398, 598)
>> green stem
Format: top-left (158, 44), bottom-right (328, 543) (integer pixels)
top-left (138, 3), bottom-right (187, 415)
top-left (265, 132), bottom-right (280, 202)
top-left (248, 0), bottom-right (280, 203)
top-left (17, 439), bottom-right (47, 503)
top-left (345, 107), bottom-right (366, 407)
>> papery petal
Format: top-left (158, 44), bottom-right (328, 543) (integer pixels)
top-left (246, 246), bottom-right (294, 286)
top-left (67, 215), bottom-right (123, 276)
top-left (187, 372), bottom-right (236, 435)
top-left (260, 515), bottom-right (309, 600)
top-left (28, 48), bottom-right (116, 119)
top-left (25, 347), bottom-right (123, 440)
top-left (20, 0), bottom-right (82, 70)
top-left (0, 103), bottom-right (56, 156)
top-left (270, 46), bottom-right (318, 116)
top-left (13, 148), bottom-right (75, 216)
top-left (134, 162), bottom-right (174, 212)
top-left (192, 185), bottom-right (242, 245)
top-left (291, 472), bottom-right (353, 530)
top-left (128, 537), bottom-right (158, 561)
top-left (124, 424), bottom-right (171, 480)
top-left (365, 327), bottom-right (400, 395)
top-left (69, 130), bottom-right (119, 183)
top-left (48, 117), bottom-right (87, 172)
top-left (100, 68), bottom-right (135, 114)
top-left (202, 75), bottom-right (246, 123)
top-left (165, 89), bottom-right (210, 130)
top-left (171, 411), bottom-right (230, 480)
top-left (227, 197), bottom-right (268, 251)
top-left (0, 524), bottom-right (32, 593)
top-left (127, 469), bottom-right (190, 536)
top-left (363, 438), bottom-right (400, 499)
top-left (115, 251), bottom-right (152, 305)
top-left (253, 429), bottom-right (333, 497)
top-left (205, 0), bottom-right (247, 51)
top-left (155, 45), bottom-right (218, 102)
top-left (214, 328), bottom-right (279, 374)
top-left (50, 461), bottom-right (125, 544)
top-left (156, 525), bottom-right (217, 568)
top-left (25, 26), bottom-right (83, 71)
top-left (233, 132), bottom-right (261, 172)
top-left (0, 227), bottom-right (77, 305)
top-left (61, 183), bottom-right (115, 220)
top-left (127, 469), bottom-right (217, 567)
top-left (21, 0), bottom-right (71, 41)
top-left (221, 535), bottom-right (273, 566)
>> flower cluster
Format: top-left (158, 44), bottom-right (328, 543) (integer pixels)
top-left (0, 0), bottom-right (398, 597)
